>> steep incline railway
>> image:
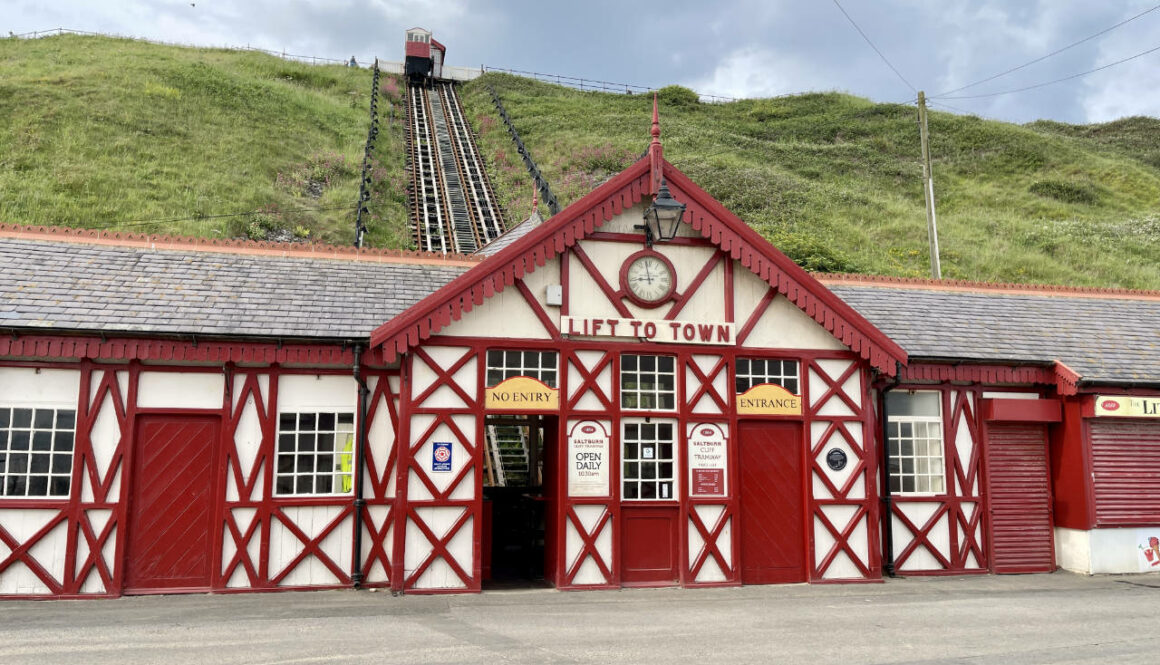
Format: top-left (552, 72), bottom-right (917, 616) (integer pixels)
top-left (406, 80), bottom-right (505, 253)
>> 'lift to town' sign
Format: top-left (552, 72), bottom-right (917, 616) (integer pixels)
top-left (561, 316), bottom-right (736, 345)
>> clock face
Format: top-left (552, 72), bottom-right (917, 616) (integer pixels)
top-left (624, 253), bottom-right (675, 305)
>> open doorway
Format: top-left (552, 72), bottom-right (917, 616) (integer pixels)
top-left (482, 415), bottom-right (557, 588)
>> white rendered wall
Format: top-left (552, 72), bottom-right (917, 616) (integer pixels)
top-left (0, 368), bottom-right (79, 407)
top-left (137, 371), bottom-right (224, 409)
top-left (1055, 527), bottom-right (1160, 574)
top-left (278, 375), bottom-right (357, 411)
top-left (439, 257), bottom-right (558, 340)
top-left (1055, 528), bottom-right (1092, 574)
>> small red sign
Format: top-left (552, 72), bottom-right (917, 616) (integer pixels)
top-left (1102, 400), bottom-right (1121, 411)
top-left (582, 425), bottom-right (596, 434)
top-left (692, 468), bottom-right (724, 496)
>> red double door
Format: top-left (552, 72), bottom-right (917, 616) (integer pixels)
top-left (738, 421), bottom-right (807, 584)
top-left (124, 415), bottom-right (220, 594)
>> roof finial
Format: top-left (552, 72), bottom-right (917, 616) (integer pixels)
top-left (531, 182), bottom-right (539, 213)
top-left (649, 92), bottom-right (663, 194)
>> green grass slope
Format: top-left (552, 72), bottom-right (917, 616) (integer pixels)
top-left (0, 34), bottom-right (411, 247)
top-left (3, 36), bottom-right (1159, 288)
top-left (461, 74), bottom-right (1160, 289)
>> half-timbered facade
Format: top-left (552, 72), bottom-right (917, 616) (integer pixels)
top-left (2, 133), bottom-right (1159, 598)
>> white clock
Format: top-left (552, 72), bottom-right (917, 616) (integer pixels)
top-left (621, 251), bottom-right (676, 307)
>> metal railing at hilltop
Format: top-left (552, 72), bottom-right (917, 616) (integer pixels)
top-left (482, 66), bottom-right (737, 103)
top-left (7, 28), bottom-right (380, 67)
top-left (8, 28), bottom-right (737, 100)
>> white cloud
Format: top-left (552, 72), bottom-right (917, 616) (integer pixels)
top-left (1081, 48), bottom-right (1160, 122)
top-left (685, 46), bottom-right (827, 100)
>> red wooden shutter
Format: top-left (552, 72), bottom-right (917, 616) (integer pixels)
top-left (986, 424), bottom-right (1054, 574)
top-left (1090, 421), bottom-right (1160, 526)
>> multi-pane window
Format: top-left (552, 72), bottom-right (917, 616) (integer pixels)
top-left (0, 407), bottom-right (75, 498)
top-left (620, 354), bottom-right (676, 410)
top-left (275, 412), bottom-right (356, 496)
top-left (885, 392), bottom-right (945, 494)
top-left (622, 421), bottom-right (675, 500)
top-left (486, 350), bottom-right (558, 388)
top-left (735, 358), bottom-right (799, 394)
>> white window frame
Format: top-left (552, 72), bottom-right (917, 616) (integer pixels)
top-left (485, 349), bottom-right (558, 388)
top-left (885, 392), bottom-right (946, 496)
top-left (621, 419), bottom-right (677, 501)
top-left (0, 406), bottom-right (76, 499)
top-left (620, 354), bottom-right (677, 411)
top-left (274, 411), bottom-right (356, 497)
top-left (735, 357), bottom-right (800, 394)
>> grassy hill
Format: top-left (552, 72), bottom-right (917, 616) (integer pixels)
top-left (0, 33), bottom-right (410, 247)
top-left (3, 35), bottom-right (1159, 289)
top-left (461, 75), bottom-right (1160, 289)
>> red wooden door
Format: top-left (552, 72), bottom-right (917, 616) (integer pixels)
top-left (987, 424), bottom-right (1055, 574)
top-left (125, 415), bottom-right (220, 593)
top-left (620, 505), bottom-right (679, 585)
top-left (738, 421), bottom-right (806, 584)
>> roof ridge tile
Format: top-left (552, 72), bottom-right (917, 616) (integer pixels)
top-left (0, 223), bottom-right (482, 267)
top-left (817, 272), bottom-right (1160, 301)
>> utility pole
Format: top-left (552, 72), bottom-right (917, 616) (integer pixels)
top-left (917, 91), bottom-right (941, 279)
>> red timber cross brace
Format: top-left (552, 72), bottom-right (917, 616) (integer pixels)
top-left (557, 348), bottom-right (618, 589)
top-left (0, 362), bottom-right (133, 598)
top-left (392, 346), bottom-right (481, 592)
top-left (888, 386), bottom-right (988, 574)
top-left (681, 353), bottom-right (735, 586)
top-left (804, 357), bottom-right (882, 581)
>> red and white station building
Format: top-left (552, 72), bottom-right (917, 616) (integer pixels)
top-left (1, 129), bottom-right (1159, 598)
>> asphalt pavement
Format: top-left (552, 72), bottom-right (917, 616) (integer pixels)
top-left (1, 572), bottom-right (1158, 664)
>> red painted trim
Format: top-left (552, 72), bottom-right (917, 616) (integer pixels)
top-left (665, 252), bottom-right (723, 321)
top-left (736, 287), bottom-right (776, 346)
top-left (983, 398), bottom-right (1061, 423)
top-left (0, 334), bottom-right (378, 366)
top-left (571, 243), bottom-right (633, 317)
top-left (586, 231), bottom-right (712, 246)
top-left (513, 280), bottom-right (561, 340)
top-left (900, 363), bottom-right (1055, 385)
top-left (1054, 361), bottom-right (1081, 396)
top-left (369, 157), bottom-right (906, 375)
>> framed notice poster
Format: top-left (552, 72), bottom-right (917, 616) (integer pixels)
top-left (568, 420), bottom-right (610, 497)
top-left (688, 422), bottom-right (728, 497)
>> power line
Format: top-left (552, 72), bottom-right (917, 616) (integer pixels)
top-left (939, 42), bottom-right (1160, 100)
top-left (933, 3), bottom-right (1160, 98)
top-left (831, 0), bottom-right (917, 94)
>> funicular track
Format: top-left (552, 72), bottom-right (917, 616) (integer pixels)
top-left (406, 80), bottom-right (505, 254)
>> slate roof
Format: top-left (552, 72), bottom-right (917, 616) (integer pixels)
top-left (475, 210), bottom-right (543, 257)
top-left (0, 237), bottom-right (469, 339)
top-left (829, 283), bottom-right (1160, 384)
top-left (3, 233), bottom-right (1158, 384)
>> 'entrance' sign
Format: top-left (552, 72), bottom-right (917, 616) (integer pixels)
top-left (568, 420), bottom-right (610, 497)
top-left (484, 376), bottom-right (559, 411)
top-left (735, 383), bottom-right (802, 416)
top-left (688, 423), bottom-right (727, 497)
top-left (561, 316), bottom-right (735, 345)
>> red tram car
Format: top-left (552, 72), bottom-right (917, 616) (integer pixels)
top-left (404, 27), bottom-right (445, 81)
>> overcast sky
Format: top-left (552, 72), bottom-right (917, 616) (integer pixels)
top-left (8, 0), bottom-right (1160, 124)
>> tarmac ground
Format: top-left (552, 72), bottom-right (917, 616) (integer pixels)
top-left (1, 572), bottom-right (1158, 664)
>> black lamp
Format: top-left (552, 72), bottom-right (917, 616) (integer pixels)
top-left (639, 178), bottom-right (686, 247)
